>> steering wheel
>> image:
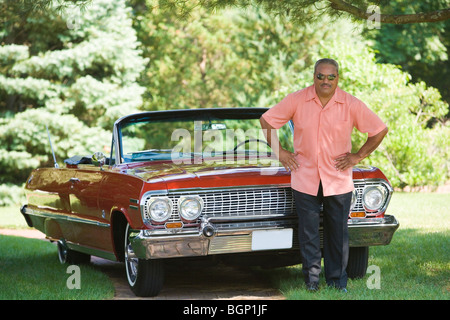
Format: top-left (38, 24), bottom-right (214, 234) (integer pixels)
top-left (233, 139), bottom-right (270, 151)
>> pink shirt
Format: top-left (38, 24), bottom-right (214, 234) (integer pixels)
top-left (263, 85), bottom-right (387, 196)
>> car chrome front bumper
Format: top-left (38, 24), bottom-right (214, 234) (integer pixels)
top-left (348, 215), bottom-right (399, 246)
top-left (129, 215), bottom-right (400, 260)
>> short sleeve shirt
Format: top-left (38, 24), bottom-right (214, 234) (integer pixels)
top-left (262, 85), bottom-right (387, 196)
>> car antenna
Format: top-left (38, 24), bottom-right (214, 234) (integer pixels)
top-left (46, 125), bottom-right (59, 168)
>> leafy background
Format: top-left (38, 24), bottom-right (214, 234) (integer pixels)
top-left (0, 0), bottom-right (448, 205)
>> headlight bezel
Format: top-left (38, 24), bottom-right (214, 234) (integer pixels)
top-left (144, 196), bottom-right (173, 223)
top-left (178, 195), bottom-right (204, 222)
top-left (362, 185), bottom-right (389, 212)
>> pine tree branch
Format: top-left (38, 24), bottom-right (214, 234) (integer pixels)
top-left (327, 0), bottom-right (450, 24)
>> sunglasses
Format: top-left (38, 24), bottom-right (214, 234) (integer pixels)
top-left (316, 73), bottom-right (337, 81)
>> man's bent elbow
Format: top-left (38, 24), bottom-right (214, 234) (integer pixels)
top-left (381, 126), bottom-right (389, 138)
top-left (259, 115), bottom-right (272, 130)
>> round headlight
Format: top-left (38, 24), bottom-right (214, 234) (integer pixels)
top-left (178, 196), bottom-right (204, 221)
top-left (362, 186), bottom-right (386, 211)
top-left (147, 197), bottom-right (172, 222)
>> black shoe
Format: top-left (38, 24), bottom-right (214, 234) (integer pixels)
top-left (327, 283), bottom-right (347, 293)
top-left (306, 282), bottom-right (319, 292)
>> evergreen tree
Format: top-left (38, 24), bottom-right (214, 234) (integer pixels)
top-left (0, 0), bottom-right (147, 199)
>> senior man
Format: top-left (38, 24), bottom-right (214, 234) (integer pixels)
top-left (260, 58), bottom-right (388, 292)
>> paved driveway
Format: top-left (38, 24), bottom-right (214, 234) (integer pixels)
top-left (92, 257), bottom-right (285, 300)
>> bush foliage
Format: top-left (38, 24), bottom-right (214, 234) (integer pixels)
top-left (0, 0), bottom-right (448, 205)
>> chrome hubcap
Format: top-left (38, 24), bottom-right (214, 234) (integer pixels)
top-left (125, 224), bottom-right (139, 285)
top-left (57, 240), bottom-right (67, 264)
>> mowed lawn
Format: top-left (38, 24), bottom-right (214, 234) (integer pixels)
top-left (0, 206), bottom-right (114, 300)
top-left (0, 236), bottom-right (115, 299)
top-left (0, 192), bottom-right (449, 300)
top-left (263, 192), bottom-right (449, 300)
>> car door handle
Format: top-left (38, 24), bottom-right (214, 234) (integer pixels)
top-left (69, 178), bottom-right (80, 183)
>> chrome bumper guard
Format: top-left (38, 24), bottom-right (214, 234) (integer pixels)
top-left (129, 215), bottom-right (399, 260)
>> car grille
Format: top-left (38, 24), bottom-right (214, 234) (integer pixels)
top-left (168, 186), bottom-right (296, 222)
top-left (353, 183), bottom-right (365, 212)
top-left (162, 181), bottom-right (389, 224)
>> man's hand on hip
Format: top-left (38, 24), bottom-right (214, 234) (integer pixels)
top-left (334, 152), bottom-right (362, 171)
top-left (278, 148), bottom-right (300, 172)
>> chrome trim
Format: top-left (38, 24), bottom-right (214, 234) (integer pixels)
top-left (130, 230), bottom-right (209, 258)
top-left (113, 124), bottom-right (121, 165)
top-left (361, 179), bottom-right (393, 216)
top-left (140, 190), bottom-right (170, 226)
top-left (139, 184), bottom-right (294, 227)
top-left (170, 185), bottom-right (296, 221)
top-left (112, 107), bottom-right (271, 165)
top-left (209, 233), bottom-right (253, 254)
top-left (349, 179), bottom-right (393, 216)
top-left (178, 195), bottom-right (204, 221)
top-left (166, 184), bottom-right (291, 195)
top-left (348, 215), bottom-right (399, 246)
top-left (129, 214), bottom-right (399, 259)
top-left (203, 213), bottom-right (287, 223)
top-left (132, 179), bottom-right (396, 259)
top-left (66, 241), bottom-right (117, 261)
top-left (22, 207), bottom-right (110, 228)
top-left (139, 179), bottom-right (392, 228)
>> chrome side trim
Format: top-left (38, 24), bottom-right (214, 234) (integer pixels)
top-left (66, 241), bottom-right (117, 261)
top-left (23, 207), bottom-right (110, 228)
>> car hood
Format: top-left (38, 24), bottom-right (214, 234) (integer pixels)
top-left (119, 160), bottom-right (384, 190)
top-left (121, 159), bottom-right (288, 188)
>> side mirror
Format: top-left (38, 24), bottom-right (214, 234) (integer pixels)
top-left (92, 152), bottom-right (107, 167)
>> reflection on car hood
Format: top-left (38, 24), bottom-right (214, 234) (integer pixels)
top-left (120, 161), bottom-right (382, 188)
top-left (123, 159), bottom-right (285, 182)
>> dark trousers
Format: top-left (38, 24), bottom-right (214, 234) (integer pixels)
top-left (293, 182), bottom-right (352, 288)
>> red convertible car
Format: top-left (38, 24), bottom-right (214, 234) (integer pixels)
top-left (21, 108), bottom-right (399, 296)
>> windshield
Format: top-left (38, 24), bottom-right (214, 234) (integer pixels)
top-left (117, 116), bottom-right (293, 164)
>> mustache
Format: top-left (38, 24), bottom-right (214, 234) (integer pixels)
top-left (321, 84), bottom-right (331, 88)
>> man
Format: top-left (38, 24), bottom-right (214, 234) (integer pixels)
top-left (260, 58), bottom-right (388, 291)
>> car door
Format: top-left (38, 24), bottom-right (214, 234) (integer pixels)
top-left (68, 167), bottom-right (112, 252)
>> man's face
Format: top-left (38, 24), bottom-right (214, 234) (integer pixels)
top-left (314, 63), bottom-right (339, 97)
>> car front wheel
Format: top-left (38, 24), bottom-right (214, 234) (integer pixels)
top-left (347, 246), bottom-right (369, 279)
top-left (124, 223), bottom-right (164, 297)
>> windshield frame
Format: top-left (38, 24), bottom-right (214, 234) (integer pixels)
top-left (112, 108), bottom-right (292, 165)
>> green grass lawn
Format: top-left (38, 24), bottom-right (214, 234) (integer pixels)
top-left (0, 206), bottom-right (115, 300)
top-left (0, 236), bottom-right (115, 299)
top-left (0, 192), bottom-right (449, 300)
top-left (0, 205), bottom-right (29, 229)
top-left (262, 192), bottom-right (450, 300)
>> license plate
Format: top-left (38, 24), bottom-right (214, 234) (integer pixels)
top-left (251, 229), bottom-right (293, 251)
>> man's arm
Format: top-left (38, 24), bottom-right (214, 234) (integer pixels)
top-left (260, 116), bottom-right (300, 172)
top-left (334, 126), bottom-right (388, 171)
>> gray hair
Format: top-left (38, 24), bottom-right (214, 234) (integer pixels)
top-left (314, 58), bottom-right (339, 74)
